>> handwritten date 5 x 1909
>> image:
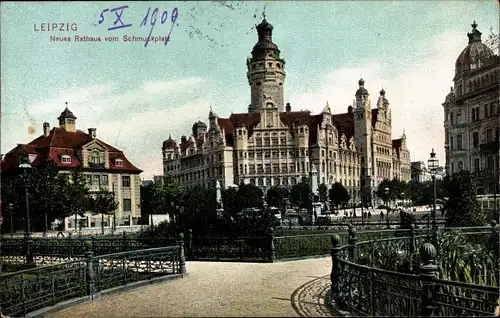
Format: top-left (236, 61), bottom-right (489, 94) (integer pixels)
top-left (98, 5), bottom-right (179, 47)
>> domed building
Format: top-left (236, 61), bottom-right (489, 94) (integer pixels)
top-left (443, 21), bottom-right (499, 194)
top-left (162, 19), bottom-right (411, 206)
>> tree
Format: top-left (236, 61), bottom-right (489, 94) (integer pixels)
top-left (329, 182), bottom-right (350, 213)
top-left (87, 189), bottom-right (119, 235)
top-left (1, 161), bottom-right (91, 232)
top-left (236, 183), bottom-right (263, 210)
top-left (266, 186), bottom-right (289, 210)
top-left (222, 187), bottom-right (239, 217)
top-left (318, 183), bottom-right (328, 203)
top-left (290, 177), bottom-right (311, 209)
top-left (181, 186), bottom-right (216, 235)
top-left (376, 179), bottom-right (392, 205)
top-left (443, 171), bottom-right (486, 227)
top-left (65, 168), bottom-right (90, 231)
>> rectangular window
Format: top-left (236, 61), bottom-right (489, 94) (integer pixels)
top-left (473, 132), bottom-right (479, 148)
top-left (487, 156), bottom-right (494, 170)
top-left (92, 175), bottom-right (100, 186)
top-left (85, 175), bottom-right (92, 186)
top-left (457, 161), bottom-right (464, 171)
top-left (273, 164), bottom-right (279, 173)
top-left (484, 104), bottom-right (489, 118)
top-left (101, 175), bottom-right (108, 187)
top-left (123, 199), bottom-right (131, 212)
top-left (474, 158), bottom-right (480, 172)
top-left (486, 129), bottom-right (493, 143)
top-left (257, 164), bottom-right (263, 173)
top-left (122, 176), bottom-right (131, 187)
top-left (265, 164), bottom-right (271, 173)
top-left (450, 136), bottom-right (454, 150)
top-left (457, 134), bottom-right (463, 150)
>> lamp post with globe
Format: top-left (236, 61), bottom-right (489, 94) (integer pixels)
top-left (427, 148), bottom-right (439, 248)
top-left (19, 156), bottom-right (33, 264)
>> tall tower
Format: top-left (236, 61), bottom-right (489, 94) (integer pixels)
top-left (353, 78), bottom-right (374, 203)
top-left (247, 19), bottom-right (286, 113)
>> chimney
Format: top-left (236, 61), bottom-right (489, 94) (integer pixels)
top-left (285, 102), bottom-right (291, 112)
top-left (181, 135), bottom-right (187, 143)
top-left (88, 128), bottom-right (96, 139)
top-left (43, 122), bottom-right (50, 137)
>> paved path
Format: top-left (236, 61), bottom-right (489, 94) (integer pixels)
top-left (48, 257), bottom-right (334, 317)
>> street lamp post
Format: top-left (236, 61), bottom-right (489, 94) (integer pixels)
top-left (428, 148), bottom-right (439, 249)
top-left (8, 203), bottom-right (14, 237)
top-left (19, 158), bottom-right (33, 264)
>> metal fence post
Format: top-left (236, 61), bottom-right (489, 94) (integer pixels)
top-left (91, 235), bottom-right (98, 256)
top-left (409, 223), bottom-right (417, 273)
top-left (419, 242), bottom-right (438, 317)
top-left (348, 224), bottom-right (358, 260)
top-left (84, 240), bottom-right (96, 299)
top-left (122, 231), bottom-right (128, 251)
top-left (188, 228), bottom-right (193, 260)
top-left (330, 234), bottom-right (342, 307)
top-left (178, 233), bottom-right (186, 275)
top-left (269, 227), bottom-right (276, 262)
top-left (409, 223), bottom-right (416, 255)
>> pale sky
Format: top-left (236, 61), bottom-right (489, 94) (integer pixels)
top-left (1, 1), bottom-right (499, 179)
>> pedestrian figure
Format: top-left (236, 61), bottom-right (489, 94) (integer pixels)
top-left (380, 211), bottom-right (384, 220)
top-left (368, 211), bottom-right (372, 220)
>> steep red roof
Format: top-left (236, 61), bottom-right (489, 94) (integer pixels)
top-left (392, 138), bottom-right (402, 159)
top-left (212, 110), bottom-right (357, 146)
top-left (392, 138), bottom-right (402, 148)
top-left (1, 127), bottom-right (142, 174)
top-left (332, 112), bottom-right (355, 142)
top-left (371, 109), bottom-right (379, 127)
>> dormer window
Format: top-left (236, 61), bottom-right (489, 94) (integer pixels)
top-left (61, 154), bottom-right (72, 164)
top-left (115, 159), bottom-right (123, 167)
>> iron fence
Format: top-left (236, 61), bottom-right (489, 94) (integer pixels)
top-left (0, 238), bottom-right (185, 317)
top-left (330, 224), bottom-right (500, 317)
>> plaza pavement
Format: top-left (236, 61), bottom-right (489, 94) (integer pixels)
top-left (48, 257), bottom-right (334, 317)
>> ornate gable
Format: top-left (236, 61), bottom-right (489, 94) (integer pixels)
top-left (340, 134), bottom-right (347, 149)
top-left (348, 137), bottom-right (356, 151)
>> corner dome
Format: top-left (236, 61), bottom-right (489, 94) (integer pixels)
top-left (162, 135), bottom-right (176, 149)
top-left (455, 21), bottom-right (495, 76)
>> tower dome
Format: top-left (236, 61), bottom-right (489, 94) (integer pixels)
top-left (455, 21), bottom-right (495, 76)
top-left (252, 19), bottom-right (279, 58)
top-left (355, 78), bottom-right (369, 96)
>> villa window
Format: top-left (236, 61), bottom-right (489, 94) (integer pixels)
top-left (61, 154), bottom-right (72, 164)
top-left (122, 176), bottom-right (131, 188)
top-left (115, 159), bottom-right (123, 167)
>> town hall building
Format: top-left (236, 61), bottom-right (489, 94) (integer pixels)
top-left (162, 19), bottom-right (411, 205)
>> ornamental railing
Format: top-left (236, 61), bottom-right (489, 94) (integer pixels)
top-left (0, 235), bottom-right (186, 317)
top-left (0, 225), bottom-right (492, 266)
top-left (329, 224), bottom-right (500, 317)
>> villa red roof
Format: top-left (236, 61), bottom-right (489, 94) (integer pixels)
top-left (1, 127), bottom-right (142, 174)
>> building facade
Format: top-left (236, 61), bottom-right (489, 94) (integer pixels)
top-left (1, 104), bottom-right (143, 228)
top-left (442, 21), bottom-right (499, 194)
top-left (162, 19), bottom-right (411, 204)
